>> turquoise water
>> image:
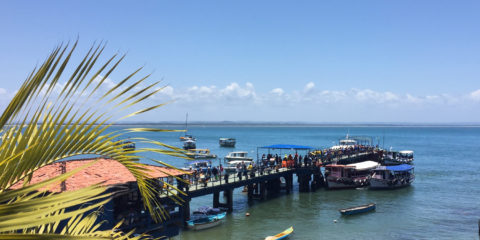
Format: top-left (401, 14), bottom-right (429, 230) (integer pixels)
top-left (119, 125), bottom-right (480, 239)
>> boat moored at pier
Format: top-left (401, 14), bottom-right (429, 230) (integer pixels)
top-left (186, 207), bottom-right (227, 231)
top-left (370, 164), bottom-right (415, 189)
top-left (325, 160), bottom-right (379, 189)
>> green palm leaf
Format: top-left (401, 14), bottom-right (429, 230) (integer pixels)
top-left (0, 41), bottom-right (188, 239)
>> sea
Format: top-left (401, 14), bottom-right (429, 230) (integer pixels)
top-left (114, 125), bottom-right (480, 240)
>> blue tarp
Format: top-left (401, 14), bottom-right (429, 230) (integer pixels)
top-left (260, 144), bottom-right (313, 150)
top-left (384, 164), bottom-right (413, 171)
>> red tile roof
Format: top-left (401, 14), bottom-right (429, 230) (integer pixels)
top-left (10, 158), bottom-right (187, 193)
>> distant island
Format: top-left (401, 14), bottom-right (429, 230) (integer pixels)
top-left (112, 121), bottom-right (480, 127)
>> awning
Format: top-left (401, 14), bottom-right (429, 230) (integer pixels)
top-left (260, 144), bottom-right (313, 150)
top-left (376, 164), bottom-right (413, 171)
top-left (347, 161), bottom-right (379, 171)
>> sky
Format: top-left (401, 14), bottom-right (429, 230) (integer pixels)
top-left (0, 0), bottom-right (479, 123)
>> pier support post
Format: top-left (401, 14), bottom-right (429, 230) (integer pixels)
top-left (298, 173), bottom-right (311, 192)
top-left (247, 184), bottom-right (254, 202)
top-left (260, 182), bottom-right (266, 200)
top-left (213, 191), bottom-right (220, 208)
top-left (179, 198), bottom-right (191, 223)
top-left (225, 189), bottom-right (233, 212)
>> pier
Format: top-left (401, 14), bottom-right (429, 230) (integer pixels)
top-left (161, 150), bottom-right (378, 224)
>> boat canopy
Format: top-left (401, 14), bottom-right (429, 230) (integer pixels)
top-left (376, 164), bottom-right (413, 171)
top-left (399, 150), bottom-right (414, 155)
top-left (347, 161), bottom-right (379, 171)
top-left (260, 144), bottom-right (313, 150)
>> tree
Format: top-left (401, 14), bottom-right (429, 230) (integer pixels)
top-left (0, 41), bottom-right (187, 239)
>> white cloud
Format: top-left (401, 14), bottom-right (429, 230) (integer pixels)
top-left (469, 89), bottom-right (480, 101)
top-left (270, 88), bottom-right (284, 96)
top-left (304, 82), bottom-right (315, 92)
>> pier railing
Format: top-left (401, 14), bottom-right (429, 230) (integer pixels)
top-left (159, 150), bottom-right (375, 199)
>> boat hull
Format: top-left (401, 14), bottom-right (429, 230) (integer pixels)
top-left (265, 226), bottom-right (293, 240)
top-left (326, 177), bottom-right (370, 189)
top-left (339, 203), bottom-right (376, 215)
top-left (370, 176), bottom-right (414, 189)
top-left (187, 218), bottom-right (223, 230)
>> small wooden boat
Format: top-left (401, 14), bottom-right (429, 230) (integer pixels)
top-left (339, 203), bottom-right (376, 215)
top-left (265, 226), bottom-right (293, 240)
top-left (186, 207), bottom-right (226, 230)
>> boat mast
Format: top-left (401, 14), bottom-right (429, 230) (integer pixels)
top-left (185, 113), bottom-right (188, 136)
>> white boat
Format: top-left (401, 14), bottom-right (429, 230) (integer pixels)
top-left (330, 135), bottom-right (357, 150)
top-left (224, 151), bottom-right (253, 162)
top-left (185, 149), bottom-right (217, 159)
top-left (223, 159), bottom-right (253, 173)
top-left (183, 139), bottom-right (196, 150)
top-left (325, 161), bottom-right (379, 189)
top-left (180, 113), bottom-right (196, 141)
top-left (219, 138), bottom-right (236, 147)
top-left (186, 207), bottom-right (226, 231)
top-left (370, 164), bottom-right (415, 189)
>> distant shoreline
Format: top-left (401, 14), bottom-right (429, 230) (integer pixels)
top-left (111, 122), bottom-right (480, 127)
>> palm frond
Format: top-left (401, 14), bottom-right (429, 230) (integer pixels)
top-left (0, 41), bottom-right (187, 239)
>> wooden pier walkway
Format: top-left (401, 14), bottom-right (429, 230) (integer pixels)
top-left (160, 150), bottom-right (377, 222)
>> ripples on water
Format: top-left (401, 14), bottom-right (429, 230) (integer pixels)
top-left (114, 125), bottom-right (480, 239)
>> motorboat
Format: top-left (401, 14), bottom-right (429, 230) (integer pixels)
top-left (223, 160), bottom-right (253, 173)
top-left (330, 138), bottom-right (357, 150)
top-left (180, 134), bottom-right (196, 142)
top-left (265, 226), bottom-right (294, 240)
top-left (185, 149), bottom-right (217, 159)
top-left (183, 139), bottom-right (196, 150)
top-left (370, 164), bottom-right (415, 189)
top-left (181, 160), bottom-right (211, 171)
top-left (224, 151), bottom-right (253, 162)
top-left (219, 138), bottom-right (236, 147)
top-left (339, 203), bottom-right (376, 215)
top-left (325, 161), bottom-right (379, 189)
top-left (186, 207), bottom-right (226, 231)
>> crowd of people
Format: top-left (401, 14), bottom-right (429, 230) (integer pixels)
top-left (181, 144), bottom-right (377, 189)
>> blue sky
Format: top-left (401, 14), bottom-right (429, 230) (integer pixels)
top-left (1, 1), bottom-right (479, 122)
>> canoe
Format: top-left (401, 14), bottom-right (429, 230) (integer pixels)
top-left (339, 203), bottom-right (376, 215)
top-left (265, 226), bottom-right (294, 240)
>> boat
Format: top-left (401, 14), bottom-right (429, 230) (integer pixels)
top-left (219, 138), bottom-right (236, 147)
top-left (186, 207), bottom-right (227, 231)
top-left (224, 151), bottom-right (253, 162)
top-left (223, 160), bottom-right (253, 173)
top-left (181, 160), bottom-right (211, 171)
top-left (339, 203), bottom-right (376, 215)
top-left (115, 140), bottom-right (135, 151)
top-left (185, 149), bottom-right (217, 159)
top-left (265, 226), bottom-right (294, 240)
top-left (383, 150), bottom-right (414, 165)
top-left (180, 113), bottom-right (196, 141)
top-left (325, 161), bottom-right (379, 189)
top-left (330, 138), bottom-right (357, 150)
top-left (180, 134), bottom-right (196, 142)
top-left (183, 139), bottom-right (196, 150)
top-left (370, 164), bottom-right (415, 189)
